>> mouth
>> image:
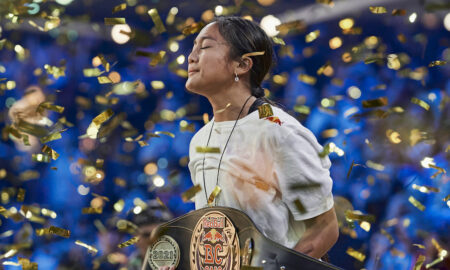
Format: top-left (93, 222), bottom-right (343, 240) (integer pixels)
top-left (188, 70), bottom-right (198, 76)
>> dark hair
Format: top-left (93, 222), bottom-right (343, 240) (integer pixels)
top-left (212, 16), bottom-right (280, 107)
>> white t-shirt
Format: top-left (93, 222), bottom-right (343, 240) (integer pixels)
top-left (188, 104), bottom-right (334, 249)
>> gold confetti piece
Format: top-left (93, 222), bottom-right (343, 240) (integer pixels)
top-left (390, 248), bottom-right (405, 258)
top-left (414, 244), bottom-right (425, 249)
top-left (431, 238), bottom-right (447, 258)
top-left (97, 76), bottom-right (113, 84)
top-left (429, 164), bottom-right (446, 179)
top-left (39, 131), bottom-right (62, 144)
top-left (317, 61), bottom-right (332, 75)
top-left (154, 131), bottom-right (175, 138)
top-left (16, 120), bottom-right (49, 137)
top-left (148, 8), bottom-right (166, 33)
top-left (93, 109), bottom-right (114, 126)
top-left (35, 226), bottom-right (70, 238)
top-left (305, 30), bottom-right (320, 43)
top-left (380, 228), bottom-right (394, 244)
top-left (32, 153), bottom-right (51, 163)
top-left (272, 36), bottom-right (286, 45)
top-left (44, 64), bottom-right (66, 79)
top-left (412, 184), bottom-right (439, 194)
top-left (392, 9), bottom-right (406, 16)
top-left (114, 177), bottom-right (127, 187)
top-left (428, 60), bottom-right (446, 67)
top-left (318, 143), bottom-right (331, 158)
top-left (289, 183), bottom-right (322, 190)
top-left (242, 51), bottom-right (265, 58)
top-left (258, 104), bottom-right (274, 118)
top-left (316, 0), bottom-right (334, 6)
top-left (2, 261), bottom-right (21, 266)
top-left (19, 170), bottom-right (40, 181)
top-left (181, 184), bottom-right (202, 202)
top-left (196, 146), bottom-right (220, 153)
top-left (83, 68), bottom-right (103, 77)
top-left (138, 141), bottom-right (149, 147)
top-left (41, 145), bottom-right (59, 160)
top-left (215, 103), bottom-right (231, 114)
top-left (298, 74), bottom-right (317, 85)
top-left (36, 101), bottom-right (64, 114)
top-left (18, 257), bottom-right (38, 270)
top-left (443, 194), bottom-right (450, 202)
top-left (411, 97), bottom-right (430, 110)
top-left (112, 3), bottom-right (127, 13)
top-left (362, 97), bottom-right (388, 108)
top-left (275, 20), bottom-right (307, 36)
top-left (426, 257), bottom-right (444, 269)
top-left (408, 196), bottom-right (425, 211)
top-left (75, 240), bottom-right (98, 255)
top-left (92, 193), bottom-right (109, 201)
top-left (16, 188), bottom-right (25, 202)
top-left (413, 255), bottom-right (425, 270)
top-left (369, 6), bottom-right (387, 13)
top-left (118, 236), bottom-right (139, 248)
top-left (156, 197), bottom-right (165, 207)
top-left (293, 198), bottom-right (307, 214)
top-left (82, 207), bottom-right (103, 214)
top-left (345, 210), bottom-right (376, 223)
top-left (346, 247), bottom-right (366, 262)
top-left (136, 50), bottom-right (167, 66)
top-left (207, 185), bottom-right (221, 206)
top-left (104, 17), bottom-right (126, 25)
top-left (182, 21), bottom-right (206, 36)
top-left (97, 54), bottom-right (110, 72)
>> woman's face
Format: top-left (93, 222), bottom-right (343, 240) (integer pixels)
top-left (185, 22), bottom-right (235, 96)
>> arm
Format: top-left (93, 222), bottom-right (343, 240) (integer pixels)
top-left (293, 207), bottom-right (339, 259)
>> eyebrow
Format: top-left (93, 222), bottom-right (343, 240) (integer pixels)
top-left (193, 36), bottom-right (217, 45)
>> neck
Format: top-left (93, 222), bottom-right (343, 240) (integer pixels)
top-left (207, 85), bottom-right (256, 122)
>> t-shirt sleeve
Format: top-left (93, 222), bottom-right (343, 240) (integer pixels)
top-left (273, 127), bottom-right (334, 221)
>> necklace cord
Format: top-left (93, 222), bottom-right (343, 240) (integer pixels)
top-left (202, 95), bottom-right (253, 206)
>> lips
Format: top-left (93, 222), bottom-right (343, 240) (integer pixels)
top-left (188, 68), bottom-right (199, 74)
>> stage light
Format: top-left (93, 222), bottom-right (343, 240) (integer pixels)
top-left (176, 55), bottom-right (185, 64)
top-left (133, 206), bottom-right (142, 214)
top-left (420, 157), bottom-right (435, 168)
top-left (55, 0), bottom-right (73, 5)
top-left (409, 12), bottom-right (417, 23)
top-left (111, 24), bottom-right (131, 44)
top-left (169, 41), bottom-right (179, 52)
top-left (77, 185), bottom-right (90, 195)
top-left (215, 5), bottom-right (223, 16)
top-left (329, 37), bottom-right (342, 49)
top-left (339, 18), bottom-right (354, 30)
top-left (153, 175), bottom-right (165, 187)
top-left (444, 13), bottom-right (450, 31)
top-left (144, 162), bottom-right (158, 175)
top-left (347, 86), bottom-right (361, 99)
top-left (260, 15), bottom-right (281, 37)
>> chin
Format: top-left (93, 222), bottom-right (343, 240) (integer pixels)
top-left (185, 80), bottom-right (202, 95)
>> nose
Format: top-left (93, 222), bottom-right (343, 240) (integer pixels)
top-left (188, 47), bottom-right (198, 64)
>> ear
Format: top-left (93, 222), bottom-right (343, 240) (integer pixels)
top-left (235, 56), bottom-right (253, 76)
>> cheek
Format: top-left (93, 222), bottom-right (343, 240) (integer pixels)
top-left (200, 56), bottom-right (231, 78)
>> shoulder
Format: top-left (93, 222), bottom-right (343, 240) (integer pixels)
top-left (189, 121), bottom-right (213, 152)
top-left (260, 105), bottom-right (321, 150)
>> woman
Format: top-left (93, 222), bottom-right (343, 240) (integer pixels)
top-left (160, 15), bottom-right (339, 270)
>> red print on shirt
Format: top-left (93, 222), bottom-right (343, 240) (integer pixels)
top-left (264, 116), bottom-right (282, 126)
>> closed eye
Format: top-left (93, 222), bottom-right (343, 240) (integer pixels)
top-left (200, 46), bottom-right (210, 49)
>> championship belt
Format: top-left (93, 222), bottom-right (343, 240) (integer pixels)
top-left (143, 206), bottom-right (343, 270)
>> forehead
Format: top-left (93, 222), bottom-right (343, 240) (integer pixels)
top-left (193, 22), bottom-right (224, 44)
